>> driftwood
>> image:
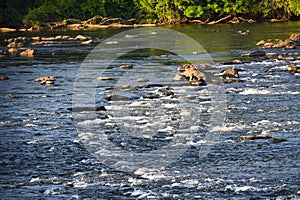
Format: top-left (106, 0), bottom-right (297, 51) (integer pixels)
top-left (208, 15), bottom-right (232, 24)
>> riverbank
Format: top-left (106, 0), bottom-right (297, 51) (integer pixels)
top-left (0, 15), bottom-right (295, 33)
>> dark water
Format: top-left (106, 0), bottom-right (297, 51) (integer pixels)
top-left (0, 22), bottom-right (300, 199)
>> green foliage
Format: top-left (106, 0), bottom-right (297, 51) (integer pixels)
top-left (184, 6), bottom-right (204, 18)
top-left (24, 2), bottom-right (61, 26)
top-left (0, 0), bottom-right (299, 27)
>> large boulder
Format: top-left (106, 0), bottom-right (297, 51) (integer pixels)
top-left (221, 68), bottom-right (239, 79)
top-left (177, 64), bottom-right (206, 86)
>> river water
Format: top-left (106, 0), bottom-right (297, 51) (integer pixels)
top-left (0, 22), bottom-right (299, 199)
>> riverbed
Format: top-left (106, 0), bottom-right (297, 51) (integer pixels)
top-left (0, 22), bottom-right (299, 199)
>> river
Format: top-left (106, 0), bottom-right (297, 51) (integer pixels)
top-left (0, 22), bottom-right (299, 199)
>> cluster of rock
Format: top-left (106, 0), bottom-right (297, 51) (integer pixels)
top-left (240, 33), bottom-right (300, 61)
top-left (0, 34), bottom-right (94, 57)
top-left (174, 64), bottom-right (206, 86)
top-left (256, 33), bottom-right (300, 49)
top-left (1, 36), bottom-right (34, 57)
top-left (34, 76), bottom-right (55, 85)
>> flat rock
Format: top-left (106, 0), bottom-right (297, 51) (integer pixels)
top-left (81, 39), bottom-right (93, 45)
top-left (119, 64), bottom-right (133, 69)
top-left (34, 76), bottom-right (55, 82)
top-left (136, 78), bottom-right (149, 82)
top-left (97, 76), bottom-right (114, 81)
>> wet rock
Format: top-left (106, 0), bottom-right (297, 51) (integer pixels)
top-left (34, 76), bottom-right (55, 83)
top-left (266, 52), bottom-right (277, 58)
top-left (222, 59), bottom-right (243, 65)
top-left (177, 64), bottom-right (206, 86)
top-left (0, 27), bottom-right (16, 32)
top-left (9, 94), bottom-right (19, 98)
top-left (266, 69), bottom-right (274, 73)
top-left (289, 33), bottom-right (300, 42)
top-left (119, 64), bottom-right (133, 69)
top-left (32, 36), bottom-right (41, 41)
top-left (97, 76), bottom-right (114, 81)
top-left (221, 68), bottom-right (239, 79)
top-left (81, 39), bottom-right (93, 45)
top-left (237, 30), bottom-right (250, 35)
top-left (76, 35), bottom-right (90, 40)
top-left (234, 134), bottom-right (286, 143)
top-left (68, 106), bottom-right (106, 112)
top-left (223, 79), bottom-right (245, 84)
top-left (61, 35), bottom-right (71, 40)
top-left (173, 74), bottom-right (184, 81)
top-left (278, 55), bottom-right (296, 61)
top-left (257, 33), bottom-right (300, 49)
top-left (263, 42), bottom-right (273, 48)
top-left (116, 85), bottom-right (130, 89)
top-left (45, 80), bottom-right (54, 85)
top-left (41, 37), bottom-right (55, 41)
top-left (7, 42), bottom-right (23, 48)
top-left (256, 40), bottom-right (265, 46)
top-left (136, 78), bottom-right (149, 82)
top-left (20, 49), bottom-right (34, 57)
top-left (105, 94), bottom-right (130, 101)
top-left (0, 75), bottom-right (9, 80)
top-left (8, 48), bottom-right (18, 54)
top-left (242, 50), bottom-right (265, 57)
top-left (282, 65), bottom-right (300, 73)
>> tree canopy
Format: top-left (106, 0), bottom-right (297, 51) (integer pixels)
top-left (0, 0), bottom-right (299, 27)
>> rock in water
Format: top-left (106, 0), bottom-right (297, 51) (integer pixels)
top-left (177, 64), bottom-right (206, 86)
top-left (34, 76), bottom-right (55, 83)
top-left (20, 49), bottom-right (34, 57)
top-left (242, 50), bottom-right (265, 57)
top-left (0, 75), bottom-right (9, 80)
top-left (119, 64), bottom-right (133, 69)
top-left (136, 78), bottom-right (149, 82)
top-left (221, 68), bottom-right (239, 79)
top-left (173, 74), bottom-right (184, 81)
top-left (81, 39), bottom-right (93, 45)
top-left (97, 76), bottom-right (114, 81)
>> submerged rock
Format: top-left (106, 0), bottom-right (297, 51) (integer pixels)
top-left (242, 50), bottom-right (265, 57)
top-left (234, 134), bottom-right (287, 143)
top-left (105, 94), bottom-right (130, 101)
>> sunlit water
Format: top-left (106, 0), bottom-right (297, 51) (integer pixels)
top-left (0, 22), bottom-right (299, 199)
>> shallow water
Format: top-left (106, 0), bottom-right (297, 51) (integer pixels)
top-left (0, 22), bottom-right (300, 199)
